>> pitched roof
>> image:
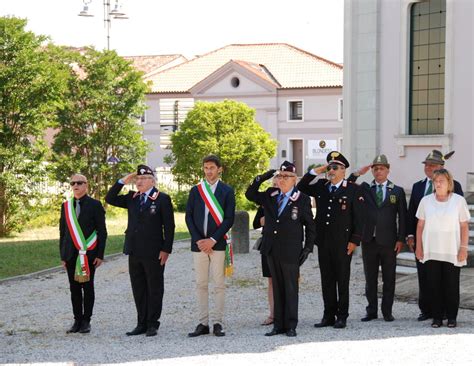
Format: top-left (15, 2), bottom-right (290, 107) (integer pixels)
top-left (123, 54), bottom-right (186, 75)
top-left (146, 43), bottom-right (343, 93)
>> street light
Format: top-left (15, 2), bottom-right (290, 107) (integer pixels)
top-left (78, 0), bottom-right (128, 50)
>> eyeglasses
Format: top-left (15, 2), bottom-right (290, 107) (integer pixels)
top-left (70, 181), bottom-right (86, 186)
top-left (275, 174), bottom-right (296, 180)
top-left (327, 164), bottom-right (344, 171)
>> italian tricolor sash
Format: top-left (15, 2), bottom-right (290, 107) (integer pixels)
top-left (64, 198), bottom-right (98, 283)
top-left (197, 181), bottom-right (234, 277)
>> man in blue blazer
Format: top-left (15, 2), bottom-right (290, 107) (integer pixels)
top-left (350, 155), bottom-right (407, 322)
top-left (406, 150), bottom-right (463, 321)
top-left (186, 155), bottom-right (235, 338)
top-left (106, 165), bottom-right (175, 337)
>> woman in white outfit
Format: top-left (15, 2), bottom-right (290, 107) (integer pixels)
top-left (415, 169), bottom-right (470, 328)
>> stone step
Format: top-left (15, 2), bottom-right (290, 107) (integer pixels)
top-left (397, 252), bottom-right (417, 268)
top-left (396, 265), bottom-right (418, 275)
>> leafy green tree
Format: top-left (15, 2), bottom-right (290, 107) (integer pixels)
top-left (0, 17), bottom-right (68, 236)
top-left (52, 47), bottom-right (150, 200)
top-left (165, 100), bottom-right (277, 195)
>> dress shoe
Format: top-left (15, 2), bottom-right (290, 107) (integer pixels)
top-left (383, 315), bottom-right (395, 322)
top-left (447, 319), bottom-right (457, 328)
top-left (213, 323), bottom-right (225, 337)
top-left (265, 327), bottom-right (285, 336)
top-left (333, 319), bottom-right (347, 329)
top-left (188, 323), bottom-right (210, 337)
top-left (126, 326), bottom-right (147, 336)
top-left (79, 320), bottom-right (91, 333)
top-left (431, 319), bottom-right (442, 328)
top-left (66, 320), bottom-right (81, 334)
top-left (146, 326), bottom-right (158, 337)
top-left (314, 318), bottom-right (335, 328)
top-left (361, 314), bottom-right (378, 322)
top-left (286, 329), bottom-right (297, 337)
top-left (417, 313), bottom-right (432, 321)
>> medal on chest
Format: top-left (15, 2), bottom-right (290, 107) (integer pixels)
top-left (291, 206), bottom-right (299, 220)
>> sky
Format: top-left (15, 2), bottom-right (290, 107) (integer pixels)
top-left (2, 0), bottom-right (344, 63)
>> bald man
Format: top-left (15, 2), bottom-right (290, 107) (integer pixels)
top-left (59, 174), bottom-right (107, 334)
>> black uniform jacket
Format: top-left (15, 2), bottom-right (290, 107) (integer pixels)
top-left (59, 195), bottom-right (107, 262)
top-left (246, 178), bottom-right (315, 264)
top-left (297, 174), bottom-right (365, 247)
top-left (359, 180), bottom-right (407, 245)
top-left (105, 182), bottom-right (175, 257)
top-left (185, 181), bottom-right (235, 252)
top-left (406, 177), bottom-right (463, 239)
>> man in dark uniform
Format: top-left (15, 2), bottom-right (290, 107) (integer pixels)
top-left (60, 174), bottom-right (107, 334)
top-left (246, 161), bottom-right (315, 337)
top-left (105, 165), bottom-right (175, 337)
top-left (297, 151), bottom-right (365, 329)
top-left (350, 155), bottom-right (407, 322)
top-left (406, 150), bottom-right (463, 321)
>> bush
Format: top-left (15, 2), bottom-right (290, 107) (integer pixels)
top-left (236, 192), bottom-right (257, 211)
top-left (28, 194), bottom-right (63, 229)
top-left (169, 190), bottom-right (189, 212)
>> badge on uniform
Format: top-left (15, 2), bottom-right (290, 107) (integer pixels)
top-left (291, 206), bottom-right (298, 220)
top-left (150, 203), bottom-right (157, 214)
top-left (390, 195), bottom-right (397, 204)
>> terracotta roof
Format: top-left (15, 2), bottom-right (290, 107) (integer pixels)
top-left (146, 43), bottom-right (343, 93)
top-left (123, 54), bottom-right (186, 75)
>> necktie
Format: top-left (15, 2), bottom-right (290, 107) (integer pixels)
top-left (425, 180), bottom-right (433, 196)
top-left (277, 194), bottom-right (285, 216)
top-left (75, 199), bottom-right (81, 218)
top-left (139, 193), bottom-right (146, 211)
top-left (376, 184), bottom-right (383, 207)
top-left (330, 185), bottom-right (337, 194)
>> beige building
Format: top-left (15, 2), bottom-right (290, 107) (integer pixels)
top-left (343, 0), bottom-right (473, 192)
top-left (140, 43), bottom-right (344, 176)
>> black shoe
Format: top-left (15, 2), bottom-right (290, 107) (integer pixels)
top-left (383, 315), bottom-right (395, 322)
top-left (447, 319), bottom-right (457, 328)
top-left (334, 319), bottom-right (347, 329)
top-left (314, 318), bottom-right (335, 328)
top-left (417, 313), bottom-right (432, 321)
top-left (431, 319), bottom-right (442, 328)
top-left (265, 327), bottom-right (285, 336)
top-left (361, 314), bottom-right (378, 322)
top-left (126, 326), bottom-right (147, 336)
top-left (286, 329), bottom-right (297, 337)
top-left (79, 320), bottom-right (91, 333)
top-left (146, 326), bottom-right (158, 337)
top-left (213, 323), bottom-right (225, 337)
top-left (66, 320), bottom-right (81, 334)
top-left (188, 323), bottom-right (210, 337)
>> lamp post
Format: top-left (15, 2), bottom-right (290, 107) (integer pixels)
top-left (78, 0), bottom-right (128, 50)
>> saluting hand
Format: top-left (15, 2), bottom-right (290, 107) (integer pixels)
top-left (122, 172), bottom-right (137, 185)
top-left (313, 165), bottom-right (328, 175)
top-left (356, 164), bottom-right (371, 176)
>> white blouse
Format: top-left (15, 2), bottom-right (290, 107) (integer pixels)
top-left (416, 193), bottom-right (471, 267)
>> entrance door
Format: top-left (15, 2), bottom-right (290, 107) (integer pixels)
top-left (291, 139), bottom-right (303, 176)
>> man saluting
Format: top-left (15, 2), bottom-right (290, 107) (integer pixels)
top-left (106, 165), bottom-right (175, 337)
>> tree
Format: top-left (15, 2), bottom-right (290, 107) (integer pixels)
top-left (52, 47), bottom-right (150, 200)
top-left (0, 17), bottom-right (69, 236)
top-left (165, 100), bottom-right (277, 195)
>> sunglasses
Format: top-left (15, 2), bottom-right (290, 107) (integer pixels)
top-left (327, 164), bottom-right (344, 171)
top-left (70, 181), bottom-right (86, 186)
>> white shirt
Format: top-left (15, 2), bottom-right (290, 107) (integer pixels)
top-left (416, 193), bottom-right (470, 267)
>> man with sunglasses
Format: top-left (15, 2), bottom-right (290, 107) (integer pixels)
top-left (297, 151), bottom-right (365, 329)
top-left (246, 161), bottom-right (315, 337)
top-left (60, 174), bottom-right (107, 334)
top-left (106, 165), bottom-right (175, 337)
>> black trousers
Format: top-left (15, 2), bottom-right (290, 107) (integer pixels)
top-left (128, 255), bottom-right (165, 328)
top-left (362, 240), bottom-right (396, 317)
top-left (425, 260), bottom-right (461, 320)
top-left (318, 242), bottom-right (352, 320)
top-left (415, 257), bottom-right (432, 316)
top-left (267, 254), bottom-right (299, 331)
top-left (66, 257), bottom-right (96, 322)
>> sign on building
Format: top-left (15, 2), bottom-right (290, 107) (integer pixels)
top-left (307, 139), bottom-right (338, 159)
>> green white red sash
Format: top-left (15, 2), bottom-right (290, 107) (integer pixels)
top-left (64, 198), bottom-right (97, 283)
top-left (197, 181), bottom-right (233, 276)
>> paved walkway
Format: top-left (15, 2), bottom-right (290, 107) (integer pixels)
top-left (1, 237), bottom-right (473, 365)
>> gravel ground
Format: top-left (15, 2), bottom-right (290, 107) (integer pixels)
top-left (1, 235), bottom-right (473, 365)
